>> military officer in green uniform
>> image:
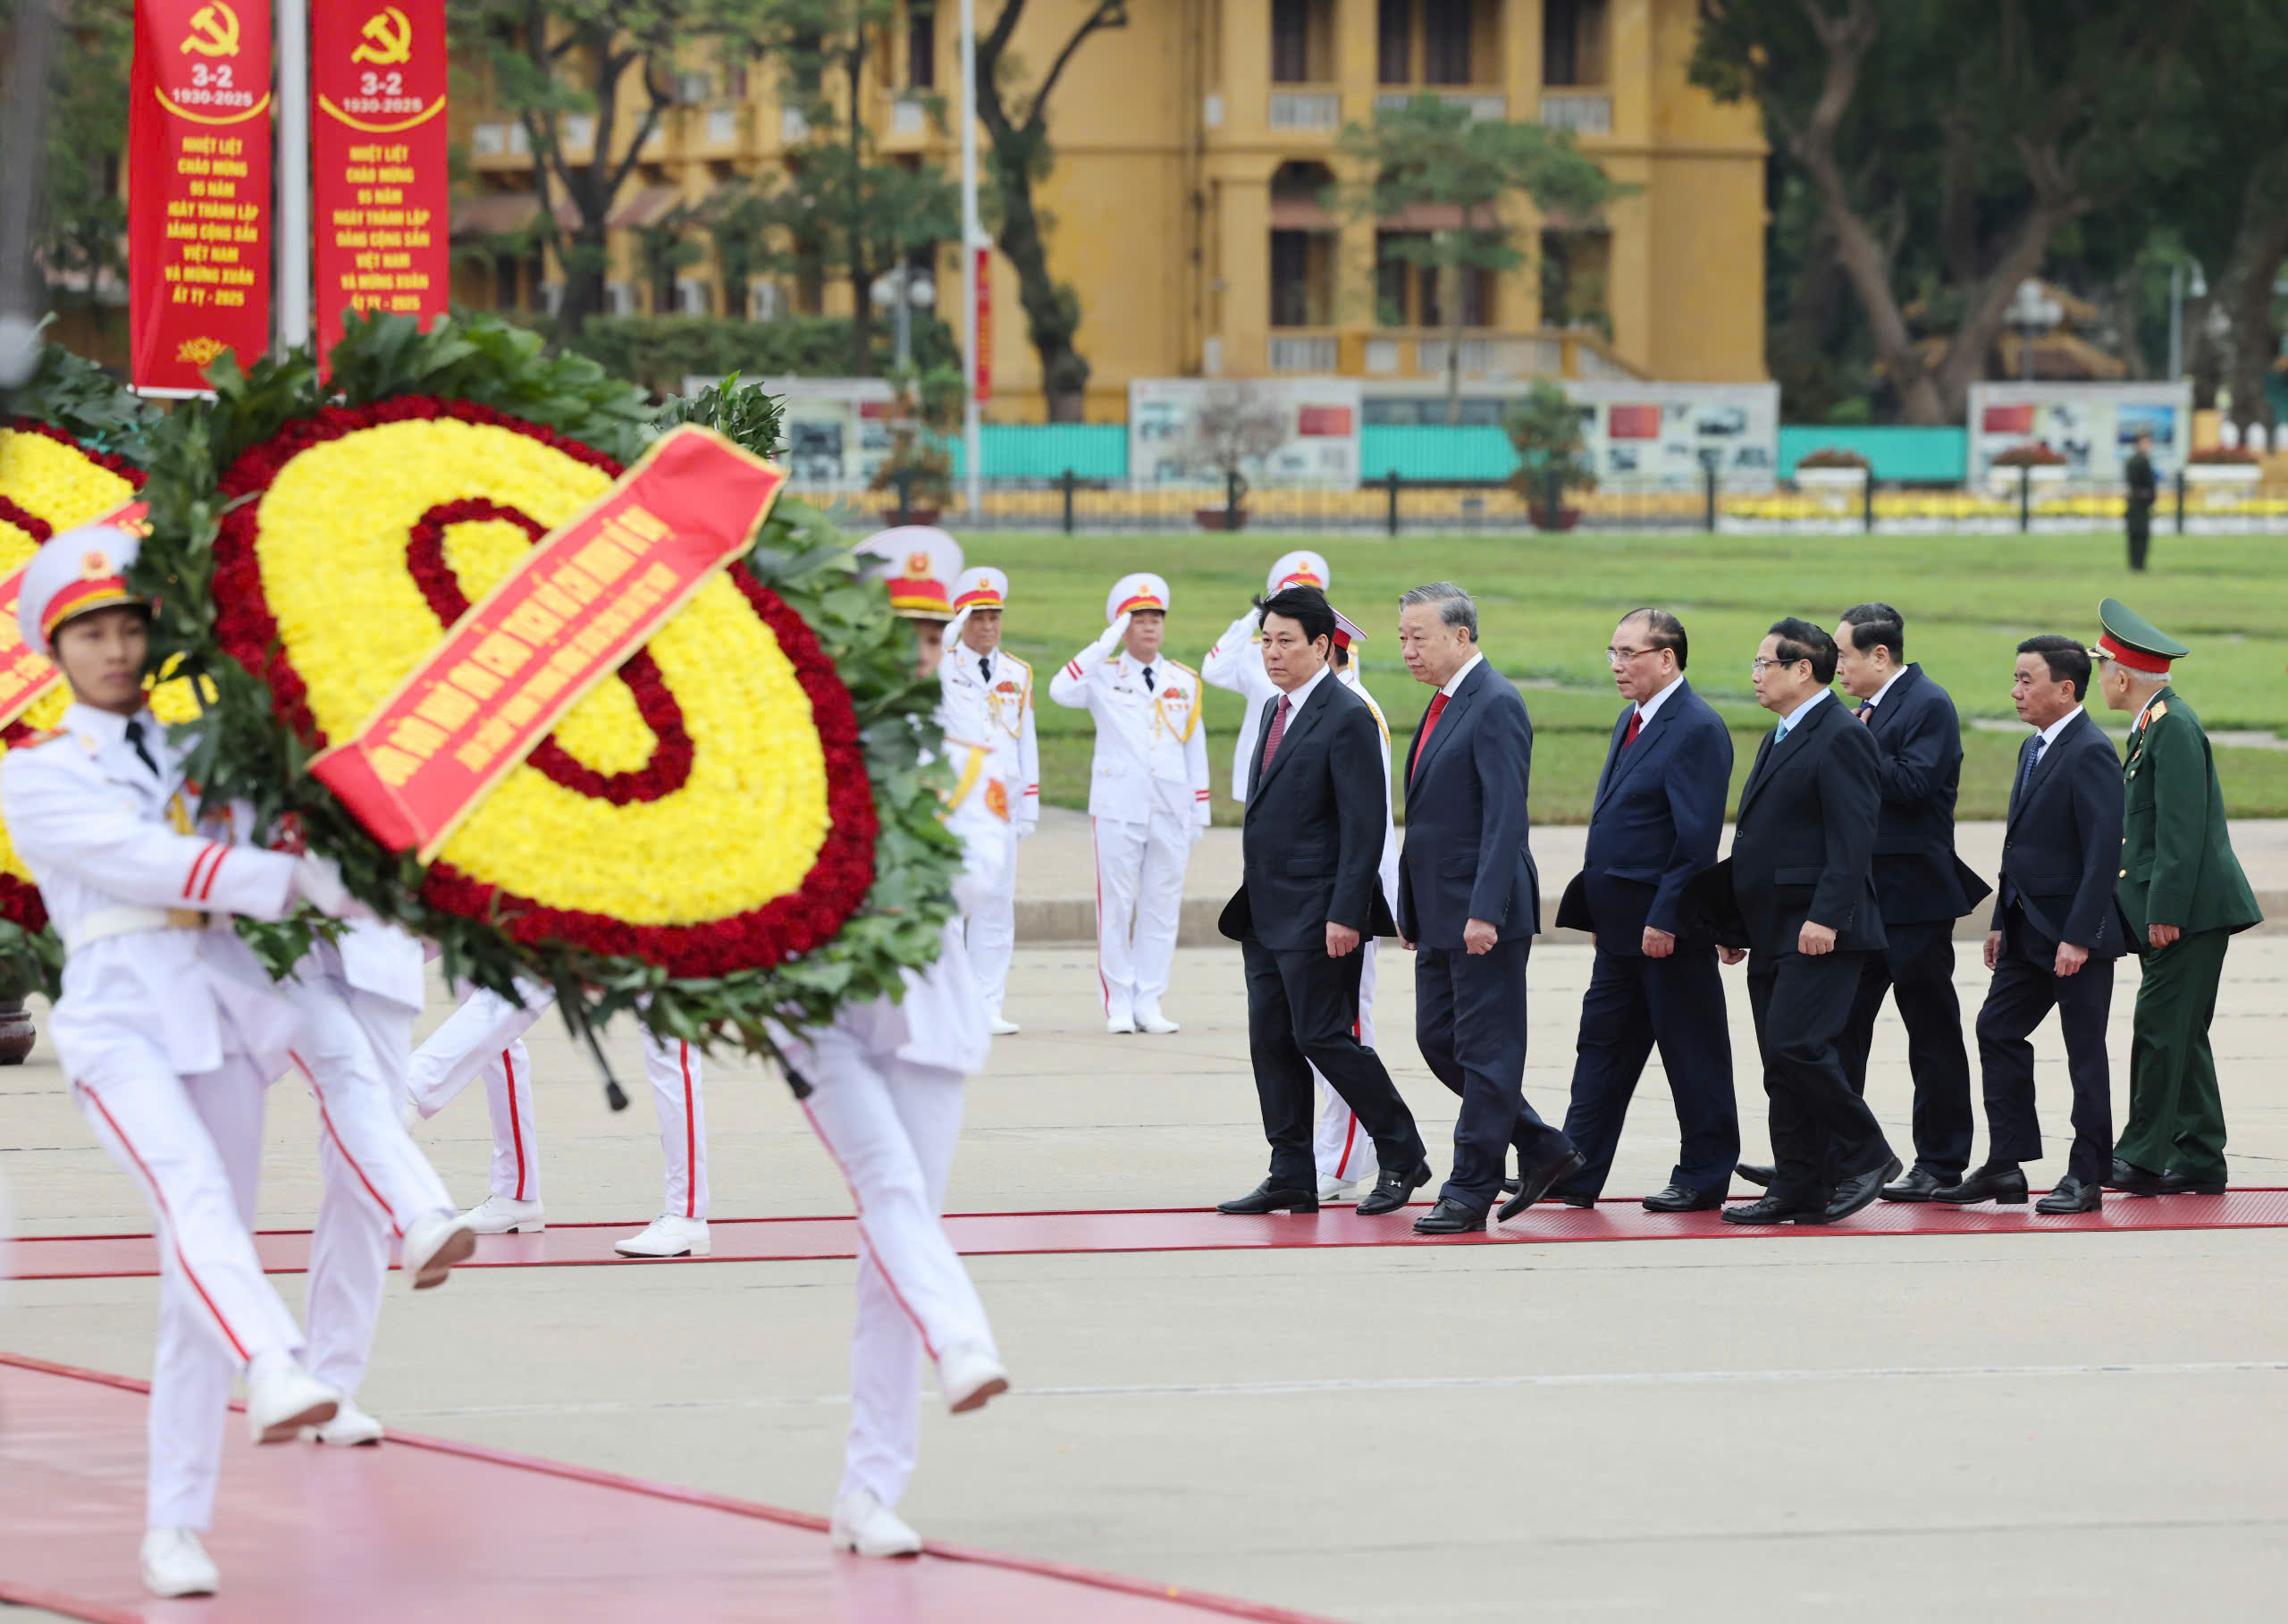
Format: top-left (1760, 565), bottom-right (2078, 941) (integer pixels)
top-left (2094, 598), bottom-right (2263, 1194)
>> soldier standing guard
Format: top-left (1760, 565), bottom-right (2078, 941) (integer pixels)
top-left (1049, 572), bottom-right (1211, 1034)
top-left (0, 524), bottom-right (469, 1598)
top-left (941, 564), bottom-right (1039, 1034)
top-left (1202, 549), bottom-right (1331, 804)
top-left (2123, 432), bottom-right (2158, 573)
top-left (2094, 599), bottom-right (2262, 1194)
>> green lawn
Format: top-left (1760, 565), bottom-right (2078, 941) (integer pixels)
top-left (981, 531), bottom-right (2288, 824)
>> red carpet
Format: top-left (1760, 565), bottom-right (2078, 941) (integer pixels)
top-left (12, 1191), bottom-right (2285, 1281)
top-left (0, 1352), bottom-right (1335, 1624)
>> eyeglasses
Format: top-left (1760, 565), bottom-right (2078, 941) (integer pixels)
top-left (1749, 657), bottom-right (1806, 677)
top-left (1604, 644), bottom-right (1656, 667)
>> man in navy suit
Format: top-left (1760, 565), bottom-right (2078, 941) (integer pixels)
top-left (1937, 635), bottom-right (2127, 1215)
top-left (1394, 582), bottom-right (1583, 1234)
top-left (1552, 609), bottom-right (1737, 1211)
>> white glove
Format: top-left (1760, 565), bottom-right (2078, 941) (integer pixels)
top-left (946, 602), bottom-right (974, 646)
top-left (1095, 611), bottom-right (1131, 654)
top-left (291, 854), bottom-right (375, 922)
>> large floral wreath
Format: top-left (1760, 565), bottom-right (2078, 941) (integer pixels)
top-left (132, 315), bottom-right (963, 1051)
top-left (0, 345), bottom-right (163, 977)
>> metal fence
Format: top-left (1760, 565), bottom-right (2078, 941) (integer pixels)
top-left (836, 467), bottom-right (2288, 537)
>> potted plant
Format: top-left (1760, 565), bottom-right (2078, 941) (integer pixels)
top-left (1504, 378), bottom-right (1595, 530)
top-left (2183, 444), bottom-right (2263, 485)
top-left (1793, 445), bottom-right (1872, 492)
top-left (1987, 440), bottom-right (2069, 494)
top-left (869, 365), bottom-right (962, 525)
top-left (1182, 380), bottom-right (1290, 530)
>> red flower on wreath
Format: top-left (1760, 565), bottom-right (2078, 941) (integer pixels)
top-left (210, 396), bottom-right (877, 978)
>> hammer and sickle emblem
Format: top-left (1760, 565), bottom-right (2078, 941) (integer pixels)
top-left (352, 6), bottom-right (414, 65)
top-left (180, 1), bottom-right (241, 55)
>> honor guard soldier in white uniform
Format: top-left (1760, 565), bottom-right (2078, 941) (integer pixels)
top-left (1049, 572), bottom-right (1211, 1033)
top-left (940, 564), bottom-right (1038, 1034)
top-left (0, 525), bottom-right (472, 1598)
top-left (1202, 549), bottom-right (1332, 804)
top-left (782, 528), bottom-right (1007, 1559)
top-left (408, 982), bottom-right (707, 1257)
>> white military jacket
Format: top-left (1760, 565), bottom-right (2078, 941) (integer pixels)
top-left (1199, 610), bottom-right (1275, 804)
top-left (938, 643), bottom-right (1039, 837)
top-left (1, 703), bottom-right (305, 1079)
top-left (1047, 646), bottom-right (1211, 829)
top-left (1338, 666), bottom-right (1401, 911)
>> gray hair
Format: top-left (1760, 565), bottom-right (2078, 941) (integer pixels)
top-left (1400, 581), bottom-right (1477, 640)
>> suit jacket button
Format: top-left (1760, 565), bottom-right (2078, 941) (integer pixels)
top-left (2119, 869), bottom-right (2127, 878)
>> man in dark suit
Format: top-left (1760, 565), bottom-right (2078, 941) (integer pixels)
top-left (1831, 603), bottom-right (1988, 1199)
top-left (1394, 582), bottom-right (1582, 1234)
top-left (1719, 618), bottom-right (1900, 1225)
top-left (1216, 585), bottom-right (1430, 1217)
top-left (1939, 635), bottom-right (2128, 1215)
top-left (1552, 609), bottom-right (1737, 1211)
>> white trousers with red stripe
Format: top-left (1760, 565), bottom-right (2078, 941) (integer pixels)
top-left (794, 1024), bottom-right (995, 1509)
top-left (408, 987), bottom-right (706, 1219)
top-left (963, 822), bottom-right (1021, 1020)
top-left (1312, 937), bottom-right (1383, 1187)
top-left (289, 981), bottom-right (458, 1398)
top-left (1092, 811), bottom-right (1192, 1022)
top-left (72, 1048), bottom-right (305, 1532)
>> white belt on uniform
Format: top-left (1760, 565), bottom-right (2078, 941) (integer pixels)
top-left (61, 905), bottom-right (210, 955)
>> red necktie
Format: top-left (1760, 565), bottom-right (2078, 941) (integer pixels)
top-left (1621, 710), bottom-right (1642, 750)
top-left (1260, 694), bottom-right (1292, 773)
top-left (1411, 692), bottom-right (1449, 782)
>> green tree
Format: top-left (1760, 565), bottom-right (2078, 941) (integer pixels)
top-left (1694, 0), bottom-right (2200, 425)
top-left (447, 0), bottom-right (753, 338)
top-left (755, 0), bottom-right (957, 375)
top-left (3, 0), bottom-right (132, 328)
top-left (972, 0), bottom-right (1129, 421)
top-left (1332, 97), bottom-right (1623, 425)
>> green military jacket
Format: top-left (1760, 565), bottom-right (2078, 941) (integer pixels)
top-left (2116, 687), bottom-right (2262, 937)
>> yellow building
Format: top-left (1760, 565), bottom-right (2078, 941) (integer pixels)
top-left (452, 0), bottom-right (1766, 419)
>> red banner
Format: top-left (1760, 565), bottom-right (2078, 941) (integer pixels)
top-left (129, 0), bottom-right (273, 395)
top-left (0, 501), bottom-right (154, 728)
top-left (973, 246), bottom-right (992, 403)
top-left (313, 0), bottom-right (450, 353)
top-left (310, 429), bottom-right (786, 860)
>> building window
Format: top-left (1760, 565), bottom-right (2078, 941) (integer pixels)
top-left (1376, 232), bottom-right (1493, 328)
top-left (1540, 228), bottom-right (1611, 333)
top-left (1421, 0), bottom-right (1470, 84)
top-left (1376, 0), bottom-right (1410, 84)
top-left (1544, 0), bottom-right (1608, 86)
top-left (1271, 0), bottom-right (1333, 83)
top-left (1269, 230), bottom-right (1335, 327)
top-left (907, 2), bottom-right (936, 88)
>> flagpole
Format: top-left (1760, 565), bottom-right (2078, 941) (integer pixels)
top-left (276, 0), bottom-right (312, 353)
top-left (959, 0), bottom-right (981, 521)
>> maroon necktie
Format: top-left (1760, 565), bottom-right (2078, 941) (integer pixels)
top-left (1260, 694), bottom-right (1292, 773)
top-left (1410, 692), bottom-right (1449, 782)
top-left (1621, 710), bottom-right (1642, 750)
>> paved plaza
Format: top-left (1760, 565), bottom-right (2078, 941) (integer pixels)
top-left (4, 819), bottom-right (2287, 1620)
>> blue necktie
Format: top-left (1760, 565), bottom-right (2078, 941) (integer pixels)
top-left (2019, 735), bottom-right (2046, 803)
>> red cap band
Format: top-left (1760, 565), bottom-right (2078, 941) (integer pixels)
top-left (2097, 632), bottom-right (2170, 673)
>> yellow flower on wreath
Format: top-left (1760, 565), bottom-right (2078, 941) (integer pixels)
top-left (250, 416), bottom-right (833, 926)
top-left (0, 424), bottom-right (138, 552)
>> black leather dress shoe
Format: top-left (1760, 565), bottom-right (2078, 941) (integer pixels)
top-left (1821, 1157), bottom-right (1904, 1224)
top-left (1497, 1148), bottom-right (1588, 1223)
top-left (1720, 1192), bottom-right (1825, 1224)
top-left (1930, 1162), bottom-right (2028, 1206)
top-left (2035, 1174), bottom-right (2101, 1214)
top-left (1216, 1181), bottom-right (1317, 1216)
top-left (2105, 1158), bottom-right (2165, 1195)
top-left (1500, 1177), bottom-right (1521, 1195)
top-left (1355, 1163), bottom-right (1430, 1216)
top-left (1411, 1197), bottom-right (1489, 1233)
top-left (1879, 1165), bottom-right (1962, 1202)
top-left (1553, 1190), bottom-right (1597, 1209)
top-left (1642, 1182), bottom-right (1724, 1212)
top-left (1734, 1162), bottom-right (1775, 1188)
top-left (2158, 1168), bottom-right (2227, 1195)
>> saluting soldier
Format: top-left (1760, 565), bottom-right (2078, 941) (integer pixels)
top-left (2094, 599), bottom-right (2263, 1195)
top-left (941, 564), bottom-right (1039, 1034)
top-left (1048, 572), bottom-right (1211, 1034)
top-left (1201, 549), bottom-right (1331, 805)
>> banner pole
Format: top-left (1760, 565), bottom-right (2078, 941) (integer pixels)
top-left (960, 0), bottom-right (981, 521)
top-left (275, 0), bottom-right (312, 353)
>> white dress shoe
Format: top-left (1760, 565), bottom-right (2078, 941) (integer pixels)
top-left (937, 1340), bottom-right (1009, 1414)
top-left (307, 1399), bottom-right (384, 1446)
top-left (988, 1015), bottom-right (1022, 1036)
top-left (245, 1354), bottom-right (341, 1444)
top-left (614, 1215), bottom-right (711, 1258)
top-left (829, 1489), bottom-right (923, 1558)
top-left (459, 1194), bottom-right (545, 1234)
top-left (1105, 1014), bottom-right (1138, 1034)
top-left (400, 1208), bottom-right (477, 1290)
top-left (1135, 1010), bottom-right (1181, 1034)
top-left (1317, 1176), bottom-right (1359, 1203)
top-left (140, 1527), bottom-right (219, 1597)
